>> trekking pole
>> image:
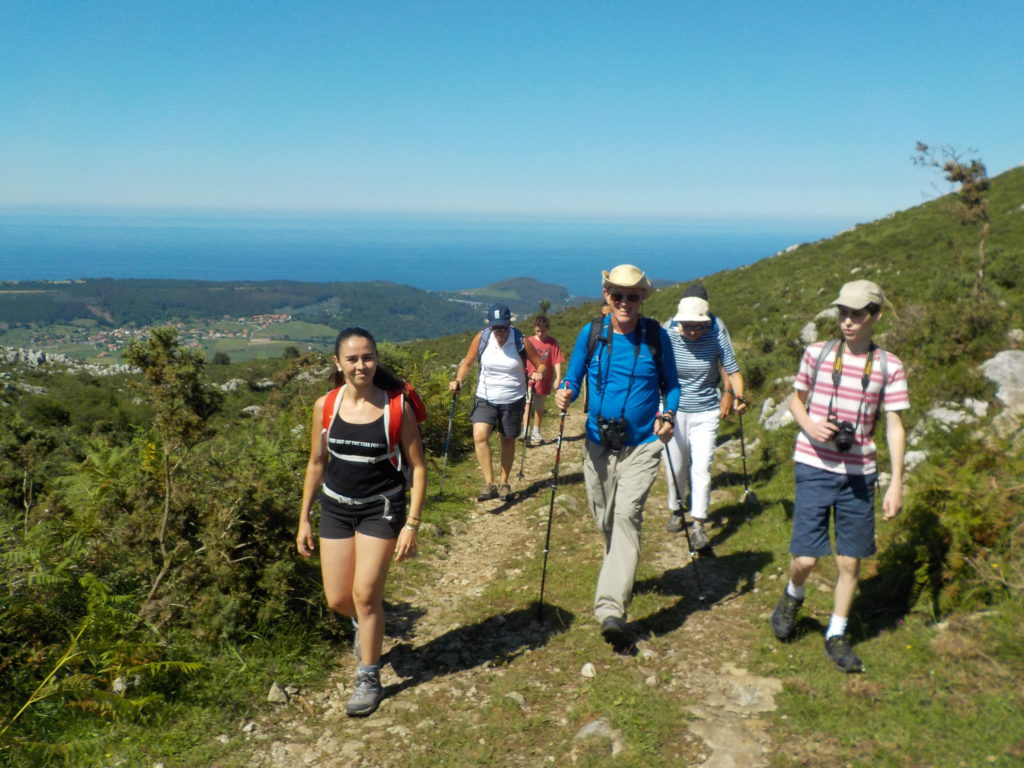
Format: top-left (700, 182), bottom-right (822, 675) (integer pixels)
top-left (736, 400), bottom-right (759, 511)
top-left (661, 430), bottom-right (706, 604)
top-left (436, 390), bottom-right (458, 499)
top-left (536, 408), bottom-right (567, 621)
top-left (517, 382), bottom-right (535, 481)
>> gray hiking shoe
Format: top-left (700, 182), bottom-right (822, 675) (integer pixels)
top-left (688, 520), bottom-right (710, 550)
top-left (345, 668), bottom-right (383, 717)
top-left (665, 512), bottom-right (685, 533)
top-left (497, 482), bottom-right (513, 501)
top-left (477, 483), bottom-right (498, 501)
top-left (770, 589), bottom-right (803, 640)
top-left (825, 634), bottom-right (864, 673)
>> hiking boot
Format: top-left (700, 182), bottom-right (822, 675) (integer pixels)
top-left (665, 512), bottom-right (685, 533)
top-left (599, 616), bottom-right (632, 649)
top-left (687, 520), bottom-right (710, 550)
top-left (497, 482), bottom-right (513, 501)
top-left (477, 483), bottom-right (498, 501)
top-left (345, 667), bottom-right (383, 717)
top-left (770, 589), bottom-right (803, 641)
top-left (825, 634), bottom-right (864, 673)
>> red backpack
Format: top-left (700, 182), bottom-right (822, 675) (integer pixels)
top-left (322, 382), bottom-right (427, 473)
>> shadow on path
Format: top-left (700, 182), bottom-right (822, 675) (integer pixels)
top-left (634, 550), bottom-right (773, 636)
top-left (384, 603), bottom-right (575, 695)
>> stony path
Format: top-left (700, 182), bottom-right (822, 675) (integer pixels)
top-left (235, 411), bottom-right (783, 768)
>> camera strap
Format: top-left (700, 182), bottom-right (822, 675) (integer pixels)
top-left (826, 339), bottom-right (877, 434)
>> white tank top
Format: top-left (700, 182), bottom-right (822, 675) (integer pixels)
top-left (475, 332), bottom-right (527, 404)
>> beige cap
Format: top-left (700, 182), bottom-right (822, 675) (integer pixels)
top-left (832, 279), bottom-right (884, 310)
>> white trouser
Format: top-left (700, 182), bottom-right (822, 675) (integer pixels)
top-left (663, 408), bottom-right (720, 520)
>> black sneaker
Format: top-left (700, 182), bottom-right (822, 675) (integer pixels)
top-left (665, 512), bottom-right (685, 533)
top-left (824, 634), bottom-right (864, 673)
top-left (770, 590), bottom-right (803, 640)
top-left (477, 483), bottom-right (498, 501)
top-left (599, 616), bottom-right (632, 649)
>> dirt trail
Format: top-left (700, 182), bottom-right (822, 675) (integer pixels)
top-left (242, 409), bottom-right (783, 768)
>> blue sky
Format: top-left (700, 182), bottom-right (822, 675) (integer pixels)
top-left (1, 0), bottom-right (1020, 223)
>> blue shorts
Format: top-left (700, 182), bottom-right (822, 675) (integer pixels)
top-left (471, 396), bottom-right (526, 438)
top-left (791, 463), bottom-right (877, 559)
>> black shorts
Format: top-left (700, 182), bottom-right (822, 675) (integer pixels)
top-left (319, 496), bottom-right (406, 540)
top-left (471, 396), bottom-right (526, 438)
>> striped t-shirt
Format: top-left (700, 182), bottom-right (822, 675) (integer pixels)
top-left (665, 316), bottom-right (740, 413)
top-left (793, 341), bottom-right (910, 475)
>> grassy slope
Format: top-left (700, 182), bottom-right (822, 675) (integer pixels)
top-left (401, 165), bottom-right (1024, 767)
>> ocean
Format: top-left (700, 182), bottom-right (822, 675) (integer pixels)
top-left (0, 212), bottom-right (845, 298)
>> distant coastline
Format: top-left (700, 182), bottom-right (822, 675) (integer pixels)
top-left (0, 212), bottom-right (846, 298)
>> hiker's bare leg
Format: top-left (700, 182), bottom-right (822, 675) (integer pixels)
top-left (473, 422), bottom-right (495, 484)
top-left (499, 435), bottom-right (516, 484)
top-left (351, 532), bottom-right (397, 666)
top-left (832, 555), bottom-right (860, 618)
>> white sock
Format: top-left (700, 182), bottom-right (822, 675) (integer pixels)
top-left (786, 580), bottom-right (805, 601)
top-left (826, 614), bottom-right (848, 639)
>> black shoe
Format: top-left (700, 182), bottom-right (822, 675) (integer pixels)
top-left (665, 512), bottom-right (685, 533)
top-left (825, 634), bottom-right (864, 673)
top-left (599, 616), bottom-right (632, 649)
top-left (695, 544), bottom-right (717, 559)
top-left (770, 590), bottom-right (803, 640)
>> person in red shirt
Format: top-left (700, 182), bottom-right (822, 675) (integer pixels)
top-left (524, 315), bottom-right (564, 444)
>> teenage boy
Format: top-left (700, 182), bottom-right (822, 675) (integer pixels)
top-left (771, 279), bottom-right (908, 672)
top-left (524, 315), bottom-right (564, 444)
top-left (555, 264), bottom-right (679, 650)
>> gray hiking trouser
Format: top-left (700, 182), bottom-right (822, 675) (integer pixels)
top-left (583, 438), bottom-right (664, 622)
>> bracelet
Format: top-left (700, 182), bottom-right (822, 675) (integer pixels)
top-left (404, 520), bottom-right (420, 531)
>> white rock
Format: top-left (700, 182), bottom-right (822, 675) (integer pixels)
top-left (800, 321), bottom-right (817, 345)
top-left (760, 397), bottom-right (794, 431)
top-left (580, 662), bottom-right (596, 678)
top-left (979, 351), bottom-right (1024, 414)
top-left (904, 450), bottom-right (928, 471)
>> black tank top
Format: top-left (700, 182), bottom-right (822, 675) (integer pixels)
top-left (323, 415), bottom-right (404, 507)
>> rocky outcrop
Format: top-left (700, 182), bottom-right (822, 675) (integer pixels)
top-left (979, 350), bottom-right (1024, 415)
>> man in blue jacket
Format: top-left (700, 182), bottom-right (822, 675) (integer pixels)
top-left (555, 264), bottom-right (680, 650)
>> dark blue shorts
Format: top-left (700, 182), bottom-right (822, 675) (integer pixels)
top-left (791, 463), bottom-right (877, 559)
top-left (471, 396), bottom-right (526, 438)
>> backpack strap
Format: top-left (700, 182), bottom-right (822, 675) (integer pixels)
top-left (806, 339), bottom-right (840, 403)
top-left (322, 386), bottom-right (343, 433)
top-left (383, 388), bottom-right (405, 471)
top-left (477, 326), bottom-right (528, 367)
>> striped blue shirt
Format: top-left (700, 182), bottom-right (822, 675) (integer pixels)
top-left (665, 315), bottom-right (740, 413)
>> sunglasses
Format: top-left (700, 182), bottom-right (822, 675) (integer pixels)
top-left (681, 323), bottom-right (709, 332)
top-left (609, 292), bottom-right (642, 303)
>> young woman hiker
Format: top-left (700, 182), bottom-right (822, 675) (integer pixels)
top-left (296, 327), bottom-right (426, 717)
top-left (449, 303), bottom-right (547, 502)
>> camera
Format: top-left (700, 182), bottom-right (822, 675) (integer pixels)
top-left (828, 417), bottom-right (856, 453)
top-left (597, 417), bottom-right (629, 451)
